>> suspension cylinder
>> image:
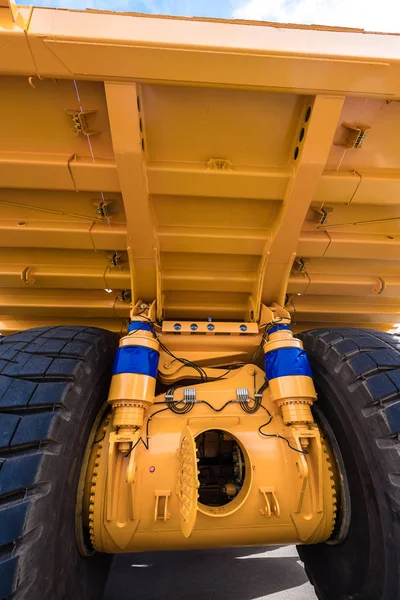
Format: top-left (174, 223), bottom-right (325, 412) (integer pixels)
top-left (263, 324), bottom-right (317, 425)
top-left (108, 321), bottom-right (160, 431)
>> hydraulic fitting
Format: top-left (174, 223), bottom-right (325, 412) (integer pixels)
top-left (263, 324), bottom-right (317, 425)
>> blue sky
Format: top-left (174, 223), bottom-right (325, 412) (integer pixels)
top-left (16, 0), bottom-right (400, 33)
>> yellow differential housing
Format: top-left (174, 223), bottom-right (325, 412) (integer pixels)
top-left (84, 350), bottom-right (337, 553)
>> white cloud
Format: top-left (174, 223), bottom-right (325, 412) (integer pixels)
top-left (233, 0), bottom-right (400, 33)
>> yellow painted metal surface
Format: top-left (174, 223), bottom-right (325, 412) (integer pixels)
top-left (86, 364), bottom-right (337, 552)
top-left (80, 310), bottom-right (337, 553)
top-left (1, 1), bottom-right (400, 331)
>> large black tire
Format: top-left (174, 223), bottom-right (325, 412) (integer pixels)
top-left (0, 325), bottom-right (118, 600)
top-left (298, 327), bottom-right (400, 600)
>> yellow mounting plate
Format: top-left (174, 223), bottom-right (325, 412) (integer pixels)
top-left (178, 426), bottom-right (199, 538)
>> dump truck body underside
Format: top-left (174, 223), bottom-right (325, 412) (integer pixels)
top-left (1, 7), bottom-right (400, 600)
top-left (1, 3), bottom-right (400, 334)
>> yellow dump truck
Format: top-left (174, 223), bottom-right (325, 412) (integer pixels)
top-left (1, 2), bottom-right (400, 598)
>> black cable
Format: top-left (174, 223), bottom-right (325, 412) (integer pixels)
top-left (123, 434), bottom-right (144, 457)
top-left (158, 337), bottom-right (208, 382)
top-left (165, 364), bottom-right (245, 401)
top-left (126, 322), bottom-right (156, 335)
top-left (122, 397), bottom-right (307, 463)
top-left (127, 318), bottom-right (207, 401)
top-left (239, 395), bottom-right (261, 414)
top-left (252, 327), bottom-right (268, 364)
top-left (253, 317), bottom-right (291, 363)
top-left (164, 363), bottom-right (246, 415)
top-left (257, 380), bottom-right (269, 395)
top-left (165, 395), bottom-right (271, 417)
top-left (128, 315), bottom-right (209, 382)
top-left (166, 392), bottom-right (195, 414)
top-left (128, 316), bottom-right (246, 386)
top-left (163, 363), bottom-right (247, 418)
top-left (258, 422), bottom-right (309, 455)
top-left (142, 406), bottom-right (170, 449)
top-left (123, 406), bottom-right (170, 457)
top-left (207, 364), bottom-right (245, 382)
top-left (199, 399), bottom-right (236, 412)
top-left (123, 317), bottom-right (307, 457)
top-left (135, 315), bottom-right (208, 381)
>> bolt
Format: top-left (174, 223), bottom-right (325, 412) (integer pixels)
top-left (164, 362), bottom-right (171, 369)
top-left (140, 303), bottom-right (147, 309)
top-left (248, 368), bottom-right (255, 375)
top-left (118, 441), bottom-right (131, 453)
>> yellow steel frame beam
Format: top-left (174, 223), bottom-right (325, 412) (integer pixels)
top-left (2, 154), bottom-right (400, 209)
top-left (316, 171), bottom-right (400, 206)
top-left (0, 154), bottom-right (288, 199)
top-left (0, 316), bottom-right (127, 334)
top-left (105, 82), bottom-right (158, 305)
top-left (0, 7), bottom-right (400, 98)
top-left (1, 220), bottom-right (398, 265)
top-left (0, 220), bottom-right (127, 251)
top-left (0, 154), bottom-right (120, 192)
top-left (0, 287), bottom-right (129, 318)
top-left (146, 164), bottom-right (289, 201)
top-left (0, 248), bottom-right (131, 289)
top-left (1, 5), bottom-right (400, 330)
top-left (262, 95), bottom-right (345, 305)
top-left (298, 231), bottom-right (400, 260)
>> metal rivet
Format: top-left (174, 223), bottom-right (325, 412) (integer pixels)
top-left (149, 466), bottom-right (155, 473)
top-left (207, 324), bottom-right (215, 331)
top-left (240, 324), bottom-right (247, 331)
top-left (174, 323), bottom-right (182, 330)
top-left (190, 324), bottom-right (198, 331)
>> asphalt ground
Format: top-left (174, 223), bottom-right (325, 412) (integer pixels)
top-left (104, 545), bottom-right (317, 600)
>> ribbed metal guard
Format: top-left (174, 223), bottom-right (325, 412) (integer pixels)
top-left (178, 426), bottom-right (199, 538)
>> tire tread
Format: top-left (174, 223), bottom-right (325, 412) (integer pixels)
top-left (0, 325), bottom-right (117, 599)
top-left (298, 327), bottom-right (400, 600)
